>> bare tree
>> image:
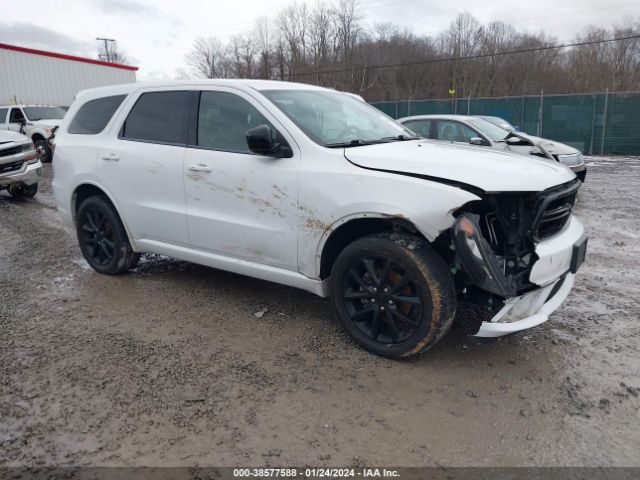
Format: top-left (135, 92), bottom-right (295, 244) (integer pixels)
top-left (186, 37), bottom-right (229, 79)
top-left (180, 4), bottom-right (640, 101)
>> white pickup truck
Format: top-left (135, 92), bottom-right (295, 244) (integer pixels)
top-left (0, 104), bottom-right (66, 163)
top-left (0, 130), bottom-right (42, 198)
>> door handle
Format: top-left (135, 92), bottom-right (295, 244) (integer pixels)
top-left (101, 153), bottom-right (120, 161)
top-left (188, 164), bottom-right (212, 172)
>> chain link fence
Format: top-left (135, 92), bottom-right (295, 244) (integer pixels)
top-left (372, 91), bottom-right (640, 155)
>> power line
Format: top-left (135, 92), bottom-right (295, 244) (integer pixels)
top-left (292, 33), bottom-right (640, 78)
top-left (511, 1), bottom-right (640, 23)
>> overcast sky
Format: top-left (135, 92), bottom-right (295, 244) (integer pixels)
top-left (1, 0), bottom-right (638, 80)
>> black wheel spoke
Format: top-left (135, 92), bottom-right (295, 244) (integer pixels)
top-left (362, 258), bottom-right (380, 285)
top-left (81, 223), bottom-right (95, 233)
top-left (98, 241), bottom-right (110, 258)
top-left (390, 306), bottom-right (420, 326)
top-left (344, 289), bottom-right (371, 300)
top-left (379, 258), bottom-right (391, 285)
top-left (370, 308), bottom-right (382, 340)
top-left (384, 308), bottom-right (401, 342)
top-left (86, 211), bottom-right (98, 230)
top-left (351, 305), bottom-right (375, 321)
top-left (103, 238), bottom-right (115, 251)
top-left (391, 294), bottom-right (421, 306)
top-left (349, 268), bottom-right (372, 292)
top-left (390, 275), bottom-right (411, 294)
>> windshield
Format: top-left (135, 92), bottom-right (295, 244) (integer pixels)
top-left (23, 106), bottom-right (66, 121)
top-left (467, 117), bottom-right (510, 142)
top-left (480, 116), bottom-right (515, 131)
top-left (260, 89), bottom-right (417, 147)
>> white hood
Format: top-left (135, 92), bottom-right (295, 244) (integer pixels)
top-left (0, 129), bottom-right (31, 144)
top-left (344, 140), bottom-right (576, 192)
top-left (30, 119), bottom-right (63, 128)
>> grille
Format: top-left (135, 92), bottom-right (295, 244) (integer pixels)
top-left (0, 160), bottom-right (25, 175)
top-left (0, 145), bottom-right (21, 158)
top-left (533, 179), bottom-right (580, 240)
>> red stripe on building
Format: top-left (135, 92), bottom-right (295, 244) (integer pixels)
top-left (0, 42), bottom-right (138, 71)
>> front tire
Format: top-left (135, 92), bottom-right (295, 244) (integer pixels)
top-left (22, 183), bottom-right (38, 198)
top-left (330, 232), bottom-right (456, 358)
top-left (76, 195), bottom-right (140, 274)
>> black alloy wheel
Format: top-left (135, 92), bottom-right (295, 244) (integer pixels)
top-left (342, 255), bottom-right (423, 344)
top-left (79, 208), bottom-right (117, 267)
top-left (76, 195), bottom-right (140, 274)
top-left (331, 232), bottom-right (456, 358)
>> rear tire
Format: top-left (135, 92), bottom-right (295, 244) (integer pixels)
top-left (76, 195), bottom-right (140, 274)
top-left (330, 232), bottom-right (456, 358)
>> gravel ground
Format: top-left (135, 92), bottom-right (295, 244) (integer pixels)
top-left (1, 158), bottom-right (639, 467)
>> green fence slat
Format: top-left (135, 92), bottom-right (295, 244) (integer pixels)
top-left (371, 92), bottom-right (640, 155)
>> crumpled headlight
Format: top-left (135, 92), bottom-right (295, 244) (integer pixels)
top-left (558, 153), bottom-right (584, 167)
top-left (454, 213), bottom-right (517, 297)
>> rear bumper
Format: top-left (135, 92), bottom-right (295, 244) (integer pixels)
top-left (0, 160), bottom-right (43, 186)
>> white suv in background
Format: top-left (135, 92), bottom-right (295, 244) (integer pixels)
top-left (0, 104), bottom-right (66, 163)
top-left (52, 80), bottom-right (587, 358)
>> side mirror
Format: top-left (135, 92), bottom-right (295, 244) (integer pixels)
top-left (469, 137), bottom-right (485, 146)
top-left (246, 124), bottom-right (292, 158)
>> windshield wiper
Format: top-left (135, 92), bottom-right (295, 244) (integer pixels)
top-left (326, 135), bottom-right (420, 148)
top-left (378, 134), bottom-right (420, 142)
top-left (326, 139), bottom-right (385, 148)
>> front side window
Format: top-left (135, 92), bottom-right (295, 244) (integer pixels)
top-left (261, 89), bottom-right (416, 147)
top-left (68, 95), bottom-right (126, 135)
top-left (436, 120), bottom-right (478, 143)
top-left (467, 117), bottom-right (510, 142)
top-left (402, 119), bottom-right (432, 138)
top-left (23, 106), bottom-right (66, 121)
top-left (10, 108), bottom-right (25, 123)
top-left (121, 91), bottom-right (190, 145)
top-left (197, 91), bottom-right (277, 154)
top-left (0, 108), bottom-right (8, 123)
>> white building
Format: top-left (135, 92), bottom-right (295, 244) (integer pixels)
top-left (0, 42), bottom-right (137, 107)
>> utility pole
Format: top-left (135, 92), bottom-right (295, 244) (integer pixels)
top-left (96, 37), bottom-right (115, 62)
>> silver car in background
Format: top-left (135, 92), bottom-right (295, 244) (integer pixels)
top-left (398, 114), bottom-right (587, 182)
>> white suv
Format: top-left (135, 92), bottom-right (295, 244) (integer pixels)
top-left (52, 80), bottom-right (587, 358)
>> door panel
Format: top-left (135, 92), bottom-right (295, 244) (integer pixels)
top-left (183, 90), bottom-right (299, 270)
top-left (96, 90), bottom-right (191, 245)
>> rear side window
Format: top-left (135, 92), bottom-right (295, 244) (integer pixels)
top-left (403, 119), bottom-right (431, 138)
top-left (121, 91), bottom-right (190, 145)
top-left (0, 108), bottom-right (8, 123)
top-left (68, 95), bottom-right (126, 134)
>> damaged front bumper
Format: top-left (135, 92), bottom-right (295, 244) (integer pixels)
top-left (472, 273), bottom-right (574, 338)
top-left (454, 214), bottom-right (587, 338)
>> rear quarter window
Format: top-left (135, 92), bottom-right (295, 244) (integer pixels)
top-left (0, 108), bottom-right (8, 123)
top-left (68, 95), bottom-right (126, 135)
